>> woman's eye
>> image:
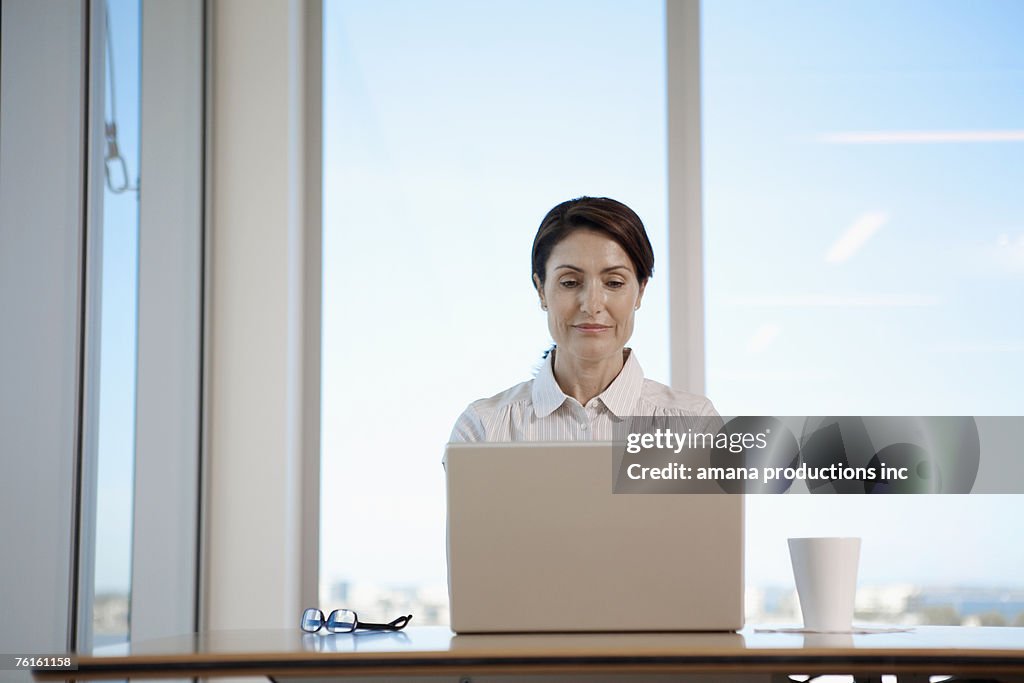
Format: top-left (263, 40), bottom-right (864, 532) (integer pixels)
top-left (559, 280), bottom-right (579, 288)
top-left (607, 280), bottom-right (625, 289)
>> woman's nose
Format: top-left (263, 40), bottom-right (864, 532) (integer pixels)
top-left (579, 283), bottom-right (604, 314)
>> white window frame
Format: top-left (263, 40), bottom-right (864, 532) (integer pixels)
top-left (201, 0), bottom-right (322, 628)
top-left (667, 0), bottom-right (707, 395)
top-left (130, 0), bottom-right (206, 645)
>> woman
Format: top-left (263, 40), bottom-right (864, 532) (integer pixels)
top-left (450, 196), bottom-right (717, 442)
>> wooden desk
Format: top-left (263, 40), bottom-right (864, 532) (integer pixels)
top-left (34, 626), bottom-right (1024, 681)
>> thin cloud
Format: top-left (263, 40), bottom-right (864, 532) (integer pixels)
top-left (991, 232), bottom-right (1024, 273)
top-left (746, 323), bottom-right (782, 354)
top-left (929, 341), bottom-right (1024, 353)
top-left (722, 294), bottom-right (940, 308)
top-left (710, 369), bottom-right (839, 382)
top-left (825, 212), bottom-right (889, 263)
top-left (818, 130), bottom-right (1024, 144)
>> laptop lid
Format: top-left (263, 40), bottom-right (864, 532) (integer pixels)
top-left (445, 442), bottom-right (744, 633)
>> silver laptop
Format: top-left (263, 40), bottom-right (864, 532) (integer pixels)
top-left (445, 442), bottom-right (744, 633)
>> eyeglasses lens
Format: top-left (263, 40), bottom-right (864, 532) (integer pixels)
top-left (326, 609), bottom-right (357, 633)
top-left (301, 608), bottom-right (325, 633)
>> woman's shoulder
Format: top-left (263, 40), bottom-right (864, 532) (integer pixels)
top-left (449, 379), bottom-right (534, 443)
top-left (465, 379), bottom-right (533, 416)
top-left (637, 377), bottom-right (718, 416)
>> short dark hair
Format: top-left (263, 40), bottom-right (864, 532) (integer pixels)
top-left (531, 196), bottom-right (654, 289)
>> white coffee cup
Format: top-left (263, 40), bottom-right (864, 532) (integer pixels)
top-left (788, 537), bottom-right (861, 632)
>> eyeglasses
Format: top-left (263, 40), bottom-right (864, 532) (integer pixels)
top-left (300, 608), bottom-right (412, 634)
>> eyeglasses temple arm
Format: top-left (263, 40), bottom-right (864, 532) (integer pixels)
top-left (357, 615), bottom-right (413, 631)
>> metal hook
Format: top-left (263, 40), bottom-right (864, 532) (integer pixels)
top-left (104, 121), bottom-right (137, 194)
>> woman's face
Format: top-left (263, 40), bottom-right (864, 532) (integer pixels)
top-left (534, 229), bottom-right (646, 365)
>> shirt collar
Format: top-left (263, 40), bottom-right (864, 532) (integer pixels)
top-left (532, 353), bottom-right (567, 418)
top-left (532, 348), bottom-right (645, 419)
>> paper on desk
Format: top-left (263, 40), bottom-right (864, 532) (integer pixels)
top-left (755, 626), bottom-right (912, 634)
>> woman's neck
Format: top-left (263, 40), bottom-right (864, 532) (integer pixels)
top-left (551, 348), bottom-right (627, 406)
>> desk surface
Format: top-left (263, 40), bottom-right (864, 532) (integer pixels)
top-left (36, 625), bottom-right (1024, 679)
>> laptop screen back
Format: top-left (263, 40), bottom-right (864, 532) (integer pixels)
top-left (445, 442), bottom-right (744, 633)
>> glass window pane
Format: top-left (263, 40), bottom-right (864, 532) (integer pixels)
top-left (321, 0), bottom-right (667, 623)
top-left (702, 0), bottom-right (1024, 626)
top-left (92, 0), bottom-right (140, 649)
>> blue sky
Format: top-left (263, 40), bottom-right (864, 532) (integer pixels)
top-left (94, 0), bottom-right (140, 595)
top-left (703, 0), bottom-right (1024, 417)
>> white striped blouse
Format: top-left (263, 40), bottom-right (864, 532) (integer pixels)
top-left (449, 349), bottom-right (718, 443)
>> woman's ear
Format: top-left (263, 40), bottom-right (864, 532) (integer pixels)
top-left (635, 280), bottom-right (647, 310)
top-left (533, 273), bottom-right (547, 310)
